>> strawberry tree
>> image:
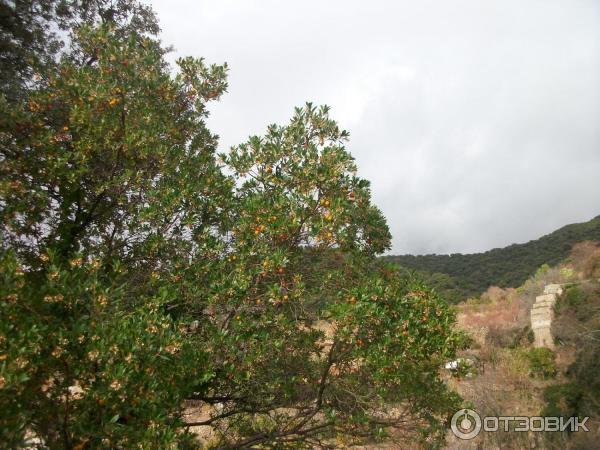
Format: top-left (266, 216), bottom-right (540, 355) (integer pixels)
top-left (1, 20), bottom-right (229, 449)
top-left (1, 3), bottom-right (463, 449)
top-left (189, 105), bottom-right (463, 448)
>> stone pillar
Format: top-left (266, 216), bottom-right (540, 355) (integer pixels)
top-left (543, 284), bottom-right (563, 296)
top-left (530, 289), bottom-right (560, 349)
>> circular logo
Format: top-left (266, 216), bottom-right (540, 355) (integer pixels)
top-left (451, 409), bottom-right (482, 440)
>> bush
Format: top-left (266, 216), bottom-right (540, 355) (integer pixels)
top-left (542, 383), bottom-right (584, 418)
top-left (486, 326), bottom-right (534, 349)
top-left (555, 281), bottom-right (600, 322)
top-left (563, 286), bottom-right (585, 308)
top-left (525, 348), bottom-right (557, 379)
top-left (510, 326), bottom-right (535, 348)
top-left (568, 341), bottom-right (600, 417)
top-left (541, 383), bottom-right (588, 449)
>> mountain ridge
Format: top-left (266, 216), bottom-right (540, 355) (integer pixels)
top-left (384, 214), bottom-right (600, 302)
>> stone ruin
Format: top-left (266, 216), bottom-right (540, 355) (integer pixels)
top-left (530, 284), bottom-right (563, 349)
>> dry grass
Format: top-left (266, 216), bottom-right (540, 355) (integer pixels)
top-left (445, 283), bottom-right (578, 449)
top-left (456, 286), bottom-right (530, 350)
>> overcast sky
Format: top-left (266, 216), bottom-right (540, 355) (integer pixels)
top-left (150, 0), bottom-right (600, 255)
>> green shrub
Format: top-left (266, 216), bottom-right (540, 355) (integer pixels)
top-left (536, 264), bottom-right (551, 277)
top-left (525, 348), bottom-right (557, 379)
top-left (508, 326), bottom-right (535, 348)
top-left (568, 342), bottom-right (600, 416)
top-left (563, 286), bottom-right (585, 308)
top-left (527, 328), bottom-right (535, 345)
top-left (542, 383), bottom-right (583, 418)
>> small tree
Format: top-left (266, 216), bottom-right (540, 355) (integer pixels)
top-left (1, 22), bottom-right (229, 448)
top-left (187, 104), bottom-right (462, 447)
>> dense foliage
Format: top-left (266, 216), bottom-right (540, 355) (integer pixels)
top-left (0, 0), bottom-right (159, 101)
top-left (524, 348), bottom-right (557, 379)
top-left (542, 280), bottom-right (600, 448)
top-left (551, 281), bottom-right (600, 418)
top-left (386, 216), bottom-right (600, 302)
top-left (0, 1), bottom-right (462, 448)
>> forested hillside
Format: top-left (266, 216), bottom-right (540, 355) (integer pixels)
top-left (385, 215), bottom-right (600, 302)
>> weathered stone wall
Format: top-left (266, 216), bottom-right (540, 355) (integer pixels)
top-left (530, 284), bottom-right (563, 349)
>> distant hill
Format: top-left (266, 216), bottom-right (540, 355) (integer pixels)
top-left (384, 215), bottom-right (600, 303)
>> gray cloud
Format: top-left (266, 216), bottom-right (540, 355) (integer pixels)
top-left (151, 0), bottom-right (600, 254)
